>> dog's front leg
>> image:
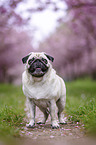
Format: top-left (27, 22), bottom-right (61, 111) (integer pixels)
top-left (50, 99), bottom-right (59, 129)
top-left (26, 98), bottom-right (36, 128)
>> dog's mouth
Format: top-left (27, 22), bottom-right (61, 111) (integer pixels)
top-left (28, 58), bottom-right (49, 77)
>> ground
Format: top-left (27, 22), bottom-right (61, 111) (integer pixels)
top-left (19, 107), bottom-right (96, 145)
top-left (20, 107), bottom-right (86, 145)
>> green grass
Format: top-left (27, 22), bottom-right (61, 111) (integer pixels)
top-left (0, 78), bottom-right (96, 138)
top-left (65, 78), bottom-right (96, 134)
top-left (0, 84), bottom-right (26, 138)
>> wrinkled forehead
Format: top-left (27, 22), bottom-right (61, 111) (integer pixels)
top-left (28, 52), bottom-right (47, 59)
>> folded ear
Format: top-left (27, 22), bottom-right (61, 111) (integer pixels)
top-left (22, 54), bottom-right (31, 64)
top-left (45, 53), bottom-right (54, 62)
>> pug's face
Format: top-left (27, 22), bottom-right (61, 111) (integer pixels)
top-left (22, 52), bottom-right (54, 78)
top-left (27, 53), bottom-right (49, 77)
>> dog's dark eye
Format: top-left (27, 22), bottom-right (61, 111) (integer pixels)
top-left (28, 57), bottom-right (35, 65)
top-left (42, 58), bottom-right (48, 64)
top-left (31, 57), bottom-right (35, 61)
top-left (28, 59), bottom-right (32, 65)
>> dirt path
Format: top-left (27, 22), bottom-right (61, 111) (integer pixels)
top-left (19, 107), bottom-right (95, 145)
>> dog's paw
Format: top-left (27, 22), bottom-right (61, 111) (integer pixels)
top-left (51, 125), bottom-right (59, 129)
top-left (26, 123), bottom-right (35, 128)
top-left (60, 122), bottom-right (67, 125)
top-left (26, 120), bottom-right (35, 128)
top-left (59, 117), bottom-right (67, 125)
top-left (37, 122), bottom-right (45, 124)
top-left (51, 121), bottom-right (60, 129)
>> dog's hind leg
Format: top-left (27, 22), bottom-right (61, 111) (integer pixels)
top-left (37, 107), bottom-right (49, 124)
top-left (56, 96), bottom-right (67, 124)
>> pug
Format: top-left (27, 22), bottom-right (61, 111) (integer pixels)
top-left (22, 52), bottom-right (66, 129)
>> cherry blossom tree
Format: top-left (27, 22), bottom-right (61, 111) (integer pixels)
top-left (64, 0), bottom-right (96, 79)
top-left (38, 0), bottom-right (96, 80)
top-left (0, 0), bottom-right (33, 83)
top-left (0, 0), bottom-right (96, 82)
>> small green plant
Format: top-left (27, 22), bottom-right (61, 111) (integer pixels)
top-left (0, 84), bottom-right (25, 138)
top-left (65, 78), bottom-right (96, 134)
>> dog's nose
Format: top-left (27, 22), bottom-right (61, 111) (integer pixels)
top-left (35, 59), bottom-right (41, 68)
top-left (35, 68), bottom-right (41, 73)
